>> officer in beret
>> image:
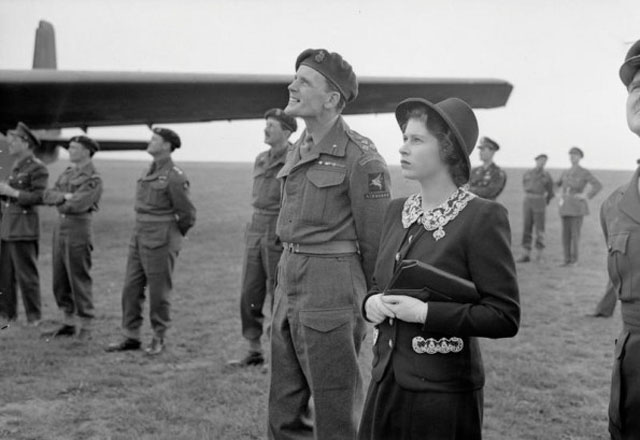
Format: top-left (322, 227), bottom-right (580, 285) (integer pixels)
top-left (106, 127), bottom-right (196, 356)
top-left (0, 122), bottom-right (49, 326)
top-left (517, 154), bottom-right (554, 263)
top-left (468, 136), bottom-right (507, 201)
top-left (228, 108), bottom-right (297, 367)
top-left (267, 48), bottom-right (391, 439)
top-left (600, 38), bottom-right (640, 439)
top-left (556, 146), bottom-right (602, 266)
top-left (41, 136), bottom-right (103, 340)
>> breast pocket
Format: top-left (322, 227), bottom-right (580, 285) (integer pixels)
top-left (148, 180), bottom-right (170, 207)
top-left (607, 232), bottom-right (635, 300)
top-left (301, 167), bottom-right (346, 225)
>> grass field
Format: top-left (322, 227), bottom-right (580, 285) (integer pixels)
top-left (0, 158), bottom-right (631, 440)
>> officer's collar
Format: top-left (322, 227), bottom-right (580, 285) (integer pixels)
top-left (74, 160), bottom-right (95, 175)
top-left (152, 156), bottom-right (173, 170)
top-left (620, 167), bottom-right (640, 223)
top-left (312, 116), bottom-right (349, 157)
top-left (12, 153), bottom-right (34, 170)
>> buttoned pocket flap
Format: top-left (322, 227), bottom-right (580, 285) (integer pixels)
top-left (306, 168), bottom-right (346, 188)
top-left (150, 180), bottom-right (169, 190)
top-left (609, 232), bottom-right (629, 254)
top-left (299, 308), bottom-right (352, 333)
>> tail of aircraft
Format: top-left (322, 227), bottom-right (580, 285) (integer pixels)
top-left (33, 20), bottom-right (57, 69)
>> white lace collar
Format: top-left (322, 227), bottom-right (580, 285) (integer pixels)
top-left (401, 186), bottom-right (476, 241)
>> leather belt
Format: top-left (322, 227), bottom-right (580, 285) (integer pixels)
top-left (136, 213), bottom-right (176, 222)
top-left (282, 240), bottom-right (358, 255)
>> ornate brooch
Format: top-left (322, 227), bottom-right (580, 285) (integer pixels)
top-left (401, 187), bottom-right (475, 241)
top-left (412, 336), bottom-right (464, 354)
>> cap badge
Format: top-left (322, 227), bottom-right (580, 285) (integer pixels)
top-left (315, 51), bottom-right (326, 63)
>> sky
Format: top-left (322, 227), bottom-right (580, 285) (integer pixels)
top-left (1, 0), bottom-right (640, 170)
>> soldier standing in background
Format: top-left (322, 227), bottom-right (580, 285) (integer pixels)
top-left (41, 136), bottom-right (102, 340)
top-left (468, 136), bottom-right (507, 201)
top-left (228, 108), bottom-right (297, 367)
top-left (557, 147), bottom-right (602, 267)
top-left (0, 122), bottom-right (49, 326)
top-left (517, 154), bottom-right (554, 263)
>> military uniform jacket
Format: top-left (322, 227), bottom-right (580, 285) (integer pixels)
top-left (557, 165), bottom-right (602, 216)
top-left (601, 167), bottom-right (640, 329)
top-left (365, 196), bottom-right (520, 392)
top-left (522, 167), bottom-right (555, 210)
top-left (136, 157), bottom-right (196, 236)
top-left (276, 117), bottom-right (391, 287)
top-left (43, 161), bottom-right (103, 215)
top-left (0, 154), bottom-right (49, 241)
top-left (251, 143), bottom-right (289, 213)
top-left (469, 163), bottom-right (507, 200)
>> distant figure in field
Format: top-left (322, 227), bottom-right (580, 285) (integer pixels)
top-left (556, 147), bottom-right (602, 267)
top-left (106, 128), bottom-right (196, 356)
top-left (268, 49), bottom-right (391, 439)
top-left (0, 122), bottom-right (49, 327)
top-left (468, 136), bottom-right (507, 201)
top-left (41, 136), bottom-right (103, 341)
top-left (517, 154), bottom-right (554, 263)
top-left (359, 97), bottom-right (519, 440)
top-left (601, 39), bottom-right (640, 439)
top-left (227, 108), bottom-right (297, 368)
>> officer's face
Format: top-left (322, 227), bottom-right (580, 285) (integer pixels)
top-left (399, 118), bottom-right (445, 182)
top-left (569, 152), bottom-right (581, 165)
top-left (147, 134), bottom-right (170, 156)
top-left (535, 157), bottom-right (547, 169)
top-left (68, 142), bottom-right (90, 163)
top-left (286, 65), bottom-right (338, 118)
top-left (6, 133), bottom-right (30, 157)
top-left (264, 117), bottom-right (288, 147)
top-left (626, 70), bottom-right (640, 136)
top-left (478, 146), bottom-right (494, 162)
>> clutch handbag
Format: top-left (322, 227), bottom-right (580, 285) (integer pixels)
top-left (384, 259), bottom-right (480, 304)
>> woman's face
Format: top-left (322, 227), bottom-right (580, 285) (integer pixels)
top-left (399, 117), bottom-right (445, 182)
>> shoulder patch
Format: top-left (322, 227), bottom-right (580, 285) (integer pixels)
top-left (346, 129), bottom-right (378, 153)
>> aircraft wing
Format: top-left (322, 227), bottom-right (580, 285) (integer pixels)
top-left (0, 70), bottom-right (512, 132)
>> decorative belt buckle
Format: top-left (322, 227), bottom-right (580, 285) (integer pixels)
top-left (412, 336), bottom-right (464, 354)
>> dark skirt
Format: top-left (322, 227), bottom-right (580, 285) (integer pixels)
top-left (358, 367), bottom-right (483, 440)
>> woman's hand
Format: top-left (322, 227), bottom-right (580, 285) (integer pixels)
top-left (364, 293), bottom-right (396, 324)
top-left (381, 295), bottom-right (428, 324)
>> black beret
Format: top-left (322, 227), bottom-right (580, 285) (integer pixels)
top-left (69, 135), bottom-right (100, 154)
top-left (569, 146), bottom-right (584, 158)
top-left (152, 127), bottom-right (181, 149)
top-left (620, 39), bottom-right (640, 87)
top-left (295, 48), bottom-right (358, 103)
top-left (478, 136), bottom-right (500, 151)
top-left (264, 108), bottom-right (297, 132)
top-left (8, 122), bottom-right (40, 148)
top-left (535, 153), bottom-right (548, 160)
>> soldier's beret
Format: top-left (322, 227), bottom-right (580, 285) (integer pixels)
top-left (620, 39), bottom-right (640, 87)
top-left (535, 153), bottom-right (548, 160)
top-left (295, 48), bottom-right (358, 103)
top-left (7, 122), bottom-right (40, 148)
top-left (569, 146), bottom-right (584, 158)
top-left (152, 127), bottom-right (181, 149)
top-left (69, 135), bottom-right (100, 155)
top-left (264, 108), bottom-right (297, 132)
top-left (478, 136), bottom-right (500, 151)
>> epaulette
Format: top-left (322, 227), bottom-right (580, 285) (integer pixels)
top-left (346, 129), bottom-right (378, 153)
top-left (172, 166), bottom-right (184, 175)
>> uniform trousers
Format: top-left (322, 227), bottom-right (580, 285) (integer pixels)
top-left (52, 215), bottom-right (94, 328)
top-left (609, 326), bottom-right (640, 440)
top-left (121, 221), bottom-right (181, 340)
top-left (0, 240), bottom-right (41, 322)
top-left (358, 368), bottom-right (483, 440)
top-left (240, 213), bottom-right (281, 342)
top-left (268, 250), bottom-right (367, 440)
top-left (561, 215), bottom-right (583, 264)
top-left (521, 197), bottom-right (546, 251)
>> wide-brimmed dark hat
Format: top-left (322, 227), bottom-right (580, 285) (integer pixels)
top-left (395, 97), bottom-right (478, 177)
top-left (620, 39), bottom-right (640, 87)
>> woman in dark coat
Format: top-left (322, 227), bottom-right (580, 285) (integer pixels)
top-left (358, 97), bottom-right (520, 440)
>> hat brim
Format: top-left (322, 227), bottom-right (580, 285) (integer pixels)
top-left (620, 56), bottom-right (640, 86)
top-left (395, 98), bottom-right (471, 179)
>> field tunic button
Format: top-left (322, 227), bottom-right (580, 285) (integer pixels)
top-left (388, 339), bottom-right (393, 348)
top-left (395, 253), bottom-right (400, 261)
